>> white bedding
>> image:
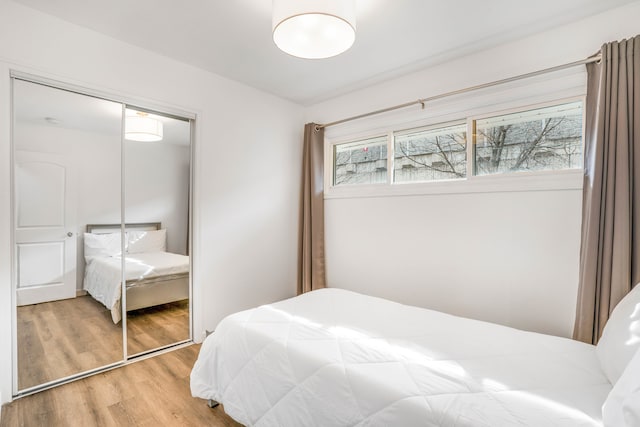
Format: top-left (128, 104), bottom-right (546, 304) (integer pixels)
top-left (190, 288), bottom-right (612, 427)
top-left (83, 251), bottom-right (189, 323)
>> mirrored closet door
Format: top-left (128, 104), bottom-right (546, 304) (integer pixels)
top-left (13, 80), bottom-right (124, 391)
top-left (12, 78), bottom-right (193, 396)
top-left (123, 108), bottom-right (191, 356)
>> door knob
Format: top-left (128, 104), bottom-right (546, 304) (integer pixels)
top-left (67, 232), bottom-right (73, 237)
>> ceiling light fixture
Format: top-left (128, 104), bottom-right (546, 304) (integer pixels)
top-left (125, 111), bottom-right (163, 142)
top-left (272, 0), bottom-right (356, 59)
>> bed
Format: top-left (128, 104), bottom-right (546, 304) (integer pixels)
top-left (83, 223), bottom-right (189, 323)
top-left (190, 287), bottom-right (640, 427)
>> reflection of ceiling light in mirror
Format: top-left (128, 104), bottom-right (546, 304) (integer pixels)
top-left (44, 117), bottom-right (60, 125)
top-left (272, 0), bottom-right (356, 59)
top-left (125, 112), bottom-right (163, 142)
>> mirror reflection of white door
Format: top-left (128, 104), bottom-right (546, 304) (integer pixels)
top-left (15, 151), bottom-right (77, 306)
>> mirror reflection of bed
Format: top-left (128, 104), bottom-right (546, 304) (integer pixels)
top-left (13, 79), bottom-right (193, 395)
top-left (83, 223), bottom-right (190, 355)
top-left (16, 222), bottom-right (190, 390)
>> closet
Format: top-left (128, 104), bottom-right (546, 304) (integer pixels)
top-left (12, 77), bottom-right (193, 395)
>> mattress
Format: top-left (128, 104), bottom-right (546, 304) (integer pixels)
top-left (83, 251), bottom-right (189, 322)
top-left (190, 288), bottom-right (611, 426)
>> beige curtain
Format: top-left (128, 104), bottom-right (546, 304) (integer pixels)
top-left (574, 35), bottom-right (640, 344)
top-left (298, 123), bottom-right (326, 294)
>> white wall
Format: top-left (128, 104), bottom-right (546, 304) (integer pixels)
top-left (0, 0), bottom-right (303, 404)
top-left (305, 2), bottom-right (640, 339)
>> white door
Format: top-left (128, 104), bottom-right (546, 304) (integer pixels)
top-left (15, 151), bottom-right (77, 306)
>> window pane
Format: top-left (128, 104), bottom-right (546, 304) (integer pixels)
top-left (333, 136), bottom-right (387, 186)
top-left (475, 101), bottom-right (583, 176)
top-left (394, 123), bottom-right (467, 183)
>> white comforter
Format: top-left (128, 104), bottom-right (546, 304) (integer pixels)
top-left (191, 288), bottom-right (611, 427)
top-left (83, 251), bottom-right (189, 322)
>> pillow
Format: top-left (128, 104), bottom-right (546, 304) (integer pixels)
top-left (127, 229), bottom-right (167, 254)
top-left (596, 283), bottom-right (640, 384)
top-left (83, 232), bottom-right (124, 261)
top-left (603, 348), bottom-right (640, 426)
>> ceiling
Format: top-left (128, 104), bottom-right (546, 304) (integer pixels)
top-left (12, 0), bottom-right (636, 105)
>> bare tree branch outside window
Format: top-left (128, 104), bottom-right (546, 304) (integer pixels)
top-left (394, 124), bottom-right (467, 183)
top-left (332, 101), bottom-right (583, 188)
top-left (475, 102), bottom-right (583, 175)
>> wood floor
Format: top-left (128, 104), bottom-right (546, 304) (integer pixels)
top-left (1, 344), bottom-right (243, 427)
top-left (18, 296), bottom-right (189, 390)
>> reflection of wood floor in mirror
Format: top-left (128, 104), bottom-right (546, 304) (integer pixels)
top-left (1, 344), bottom-right (242, 427)
top-left (18, 295), bottom-right (122, 391)
top-left (17, 295), bottom-right (189, 391)
top-left (127, 299), bottom-right (190, 355)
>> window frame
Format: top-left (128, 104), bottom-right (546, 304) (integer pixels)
top-left (324, 96), bottom-right (585, 199)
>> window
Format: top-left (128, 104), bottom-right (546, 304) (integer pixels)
top-left (333, 135), bottom-right (387, 186)
top-left (328, 99), bottom-right (583, 195)
top-left (475, 101), bottom-right (583, 175)
top-left (394, 123), bottom-right (467, 183)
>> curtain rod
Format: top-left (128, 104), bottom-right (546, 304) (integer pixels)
top-left (316, 55), bottom-right (602, 130)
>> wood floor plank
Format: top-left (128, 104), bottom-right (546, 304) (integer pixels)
top-left (0, 404), bottom-right (19, 427)
top-left (85, 370), bottom-right (137, 408)
top-left (1, 345), bottom-right (242, 427)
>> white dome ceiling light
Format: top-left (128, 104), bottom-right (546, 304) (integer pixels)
top-left (125, 111), bottom-right (163, 142)
top-left (272, 0), bottom-right (356, 59)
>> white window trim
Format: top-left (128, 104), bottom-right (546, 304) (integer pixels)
top-left (325, 96), bottom-right (585, 199)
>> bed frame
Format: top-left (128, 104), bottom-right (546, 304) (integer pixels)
top-left (86, 222), bottom-right (189, 315)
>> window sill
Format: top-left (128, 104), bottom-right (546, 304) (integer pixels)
top-left (324, 169), bottom-right (583, 199)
